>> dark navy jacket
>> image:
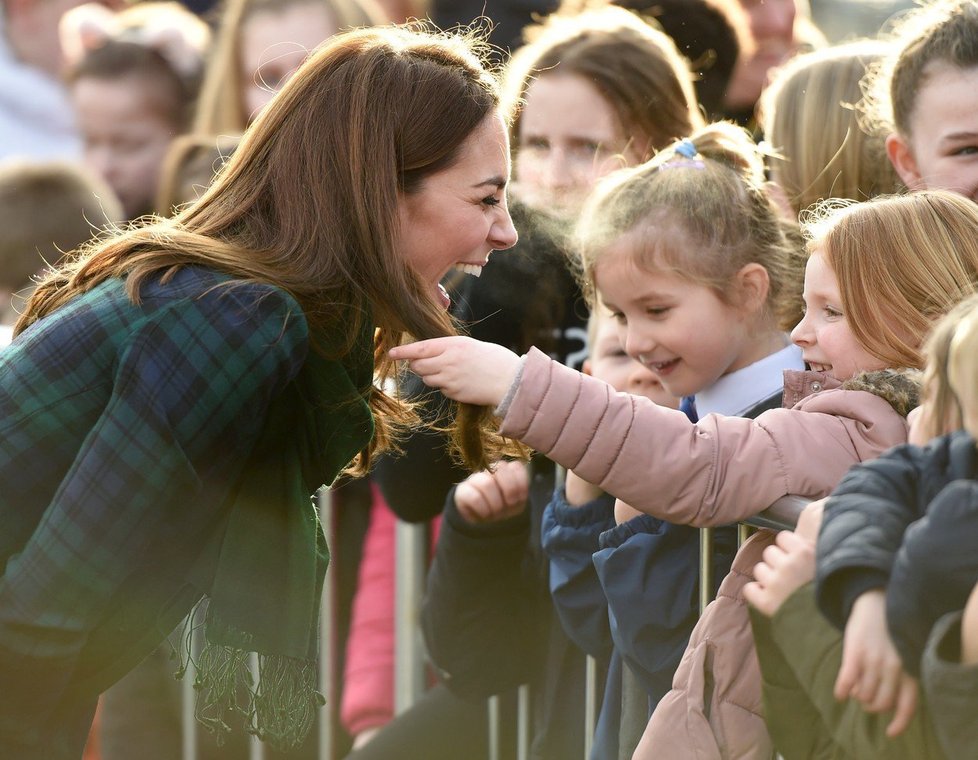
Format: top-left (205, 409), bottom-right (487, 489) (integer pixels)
top-left (817, 430), bottom-right (978, 676)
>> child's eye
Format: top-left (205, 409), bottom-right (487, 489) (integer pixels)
top-left (610, 311), bottom-right (626, 324)
top-left (647, 306), bottom-right (670, 317)
top-left (952, 145), bottom-right (978, 156)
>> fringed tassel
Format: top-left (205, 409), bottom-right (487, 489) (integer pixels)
top-left (173, 600), bottom-right (324, 750)
top-left (252, 655), bottom-right (326, 749)
top-left (193, 643), bottom-right (254, 744)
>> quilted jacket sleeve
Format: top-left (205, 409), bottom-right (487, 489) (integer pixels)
top-left (500, 348), bottom-right (906, 528)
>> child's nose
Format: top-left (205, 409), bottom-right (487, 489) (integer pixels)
top-left (624, 329), bottom-right (655, 360)
top-left (790, 313), bottom-right (813, 346)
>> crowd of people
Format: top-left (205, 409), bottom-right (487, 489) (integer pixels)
top-left (2, 0), bottom-right (978, 759)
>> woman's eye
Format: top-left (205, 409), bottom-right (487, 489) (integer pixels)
top-left (570, 141), bottom-right (602, 159)
top-left (482, 195), bottom-right (501, 207)
top-left (523, 137), bottom-right (549, 151)
top-left (824, 306), bottom-right (843, 318)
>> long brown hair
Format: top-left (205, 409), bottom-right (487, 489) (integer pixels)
top-left (19, 24), bottom-right (508, 472)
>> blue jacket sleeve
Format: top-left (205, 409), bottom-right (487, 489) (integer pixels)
top-left (594, 516), bottom-right (736, 705)
top-left (541, 488), bottom-right (615, 658)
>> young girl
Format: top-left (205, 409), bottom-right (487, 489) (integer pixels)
top-left (869, 0), bottom-right (978, 201)
top-left (193, 0), bottom-right (383, 135)
top-left (62, 2), bottom-right (210, 219)
top-left (0, 24), bottom-right (517, 757)
top-left (392, 177), bottom-right (978, 756)
top-left (501, 4), bottom-right (703, 213)
top-left (410, 306), bottom-right (677, 760)
top-left (746, 292), bottom-right (978, 759)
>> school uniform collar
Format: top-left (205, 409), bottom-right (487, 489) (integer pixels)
top-left (696, 342), bottom-right (804, 418)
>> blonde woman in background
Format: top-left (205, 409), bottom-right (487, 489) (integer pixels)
top-left (194, 0), bottom-right (384, 135)
top-left (760, 39), bottom-right (902, 218)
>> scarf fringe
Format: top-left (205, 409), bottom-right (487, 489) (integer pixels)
top-left (174, 600), bottom-right (325, 750)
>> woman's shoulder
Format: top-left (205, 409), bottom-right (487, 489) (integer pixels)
top-left (134, 266), bottom-right (309, 346)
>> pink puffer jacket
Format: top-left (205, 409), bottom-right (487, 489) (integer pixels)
top-left (498, 348), bottom-right (913, 759)
top-left (499, 348), bottom-right (909, 527)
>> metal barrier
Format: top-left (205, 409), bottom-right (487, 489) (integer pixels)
top-left (169, 489), bottom-right (808, 759)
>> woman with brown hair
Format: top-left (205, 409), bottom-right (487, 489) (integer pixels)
top-left (501, 3), bottom-right (703, 213)
top-left (0, 24), bottom-right (516, 758)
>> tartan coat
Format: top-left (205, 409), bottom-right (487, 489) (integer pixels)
top-left (0, 265), bottom-right (364, 757)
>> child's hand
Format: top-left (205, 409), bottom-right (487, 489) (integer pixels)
top-left (614, 498), bottom-right (643, 524)
top-left (564, 470), bottom-right (604, 507)
top-left (743, 530), bottom-right (815, 617)
top-left (389, 336), bottom-right (521, 407)
top-left (453, 460), bottom-right (529, 524)
top-left (794, 497), bottom-right (826, 542)
top-left (835, 589), bottom-right (919, 737)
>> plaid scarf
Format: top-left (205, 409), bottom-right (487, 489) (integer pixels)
top-left (185, 319), bottom-right (374, 749)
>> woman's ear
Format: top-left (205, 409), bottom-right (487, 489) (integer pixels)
top-left (886, 132), bottom-right (925, 190)
top-left (735, 262), bottom-right (771, 316)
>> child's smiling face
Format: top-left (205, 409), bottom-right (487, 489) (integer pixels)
top-left (790, 248), bottom-right (887, 381)
top-left (585, 310), bottom-right (677, 409)
top-left (595, 227), bottom-right (767, 399)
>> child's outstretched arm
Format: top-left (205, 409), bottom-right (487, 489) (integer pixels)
top-left (389, 336), bottom-right (521, 407)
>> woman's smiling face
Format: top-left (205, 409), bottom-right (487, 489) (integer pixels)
top-left (396, 113), bottom-right (519, 309)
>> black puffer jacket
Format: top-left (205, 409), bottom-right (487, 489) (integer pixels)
top-left (816, 429), bottom-right (978, 676)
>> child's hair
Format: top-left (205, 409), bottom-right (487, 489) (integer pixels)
top-left (156, 133), bottom-right (241, 215)
top-left (804, 190), bottom-right (978, 371)
top-left (61, 2), bottom-right (210, 131)
top-left (577, 121), bottom-right (801, 331)
top-left (194, 0), bottom-right (384, 135)
top-left (502, 5), bottom-right (704, 160)
top-left (946, 296), bottom-right (978, 437)
top-left (586, 301), bottom-right (611, 357)
top-left (760, 40), bottom-right (902, 215)
top-left (0, 160), bottom-right (121, 296)
top-left (865, 0), bottom-right (978, 138)
top-left (919, 293), bottom-right (978, 439)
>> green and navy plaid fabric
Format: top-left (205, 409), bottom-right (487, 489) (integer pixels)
top-left (0, 266), bottom-right (309, 742)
